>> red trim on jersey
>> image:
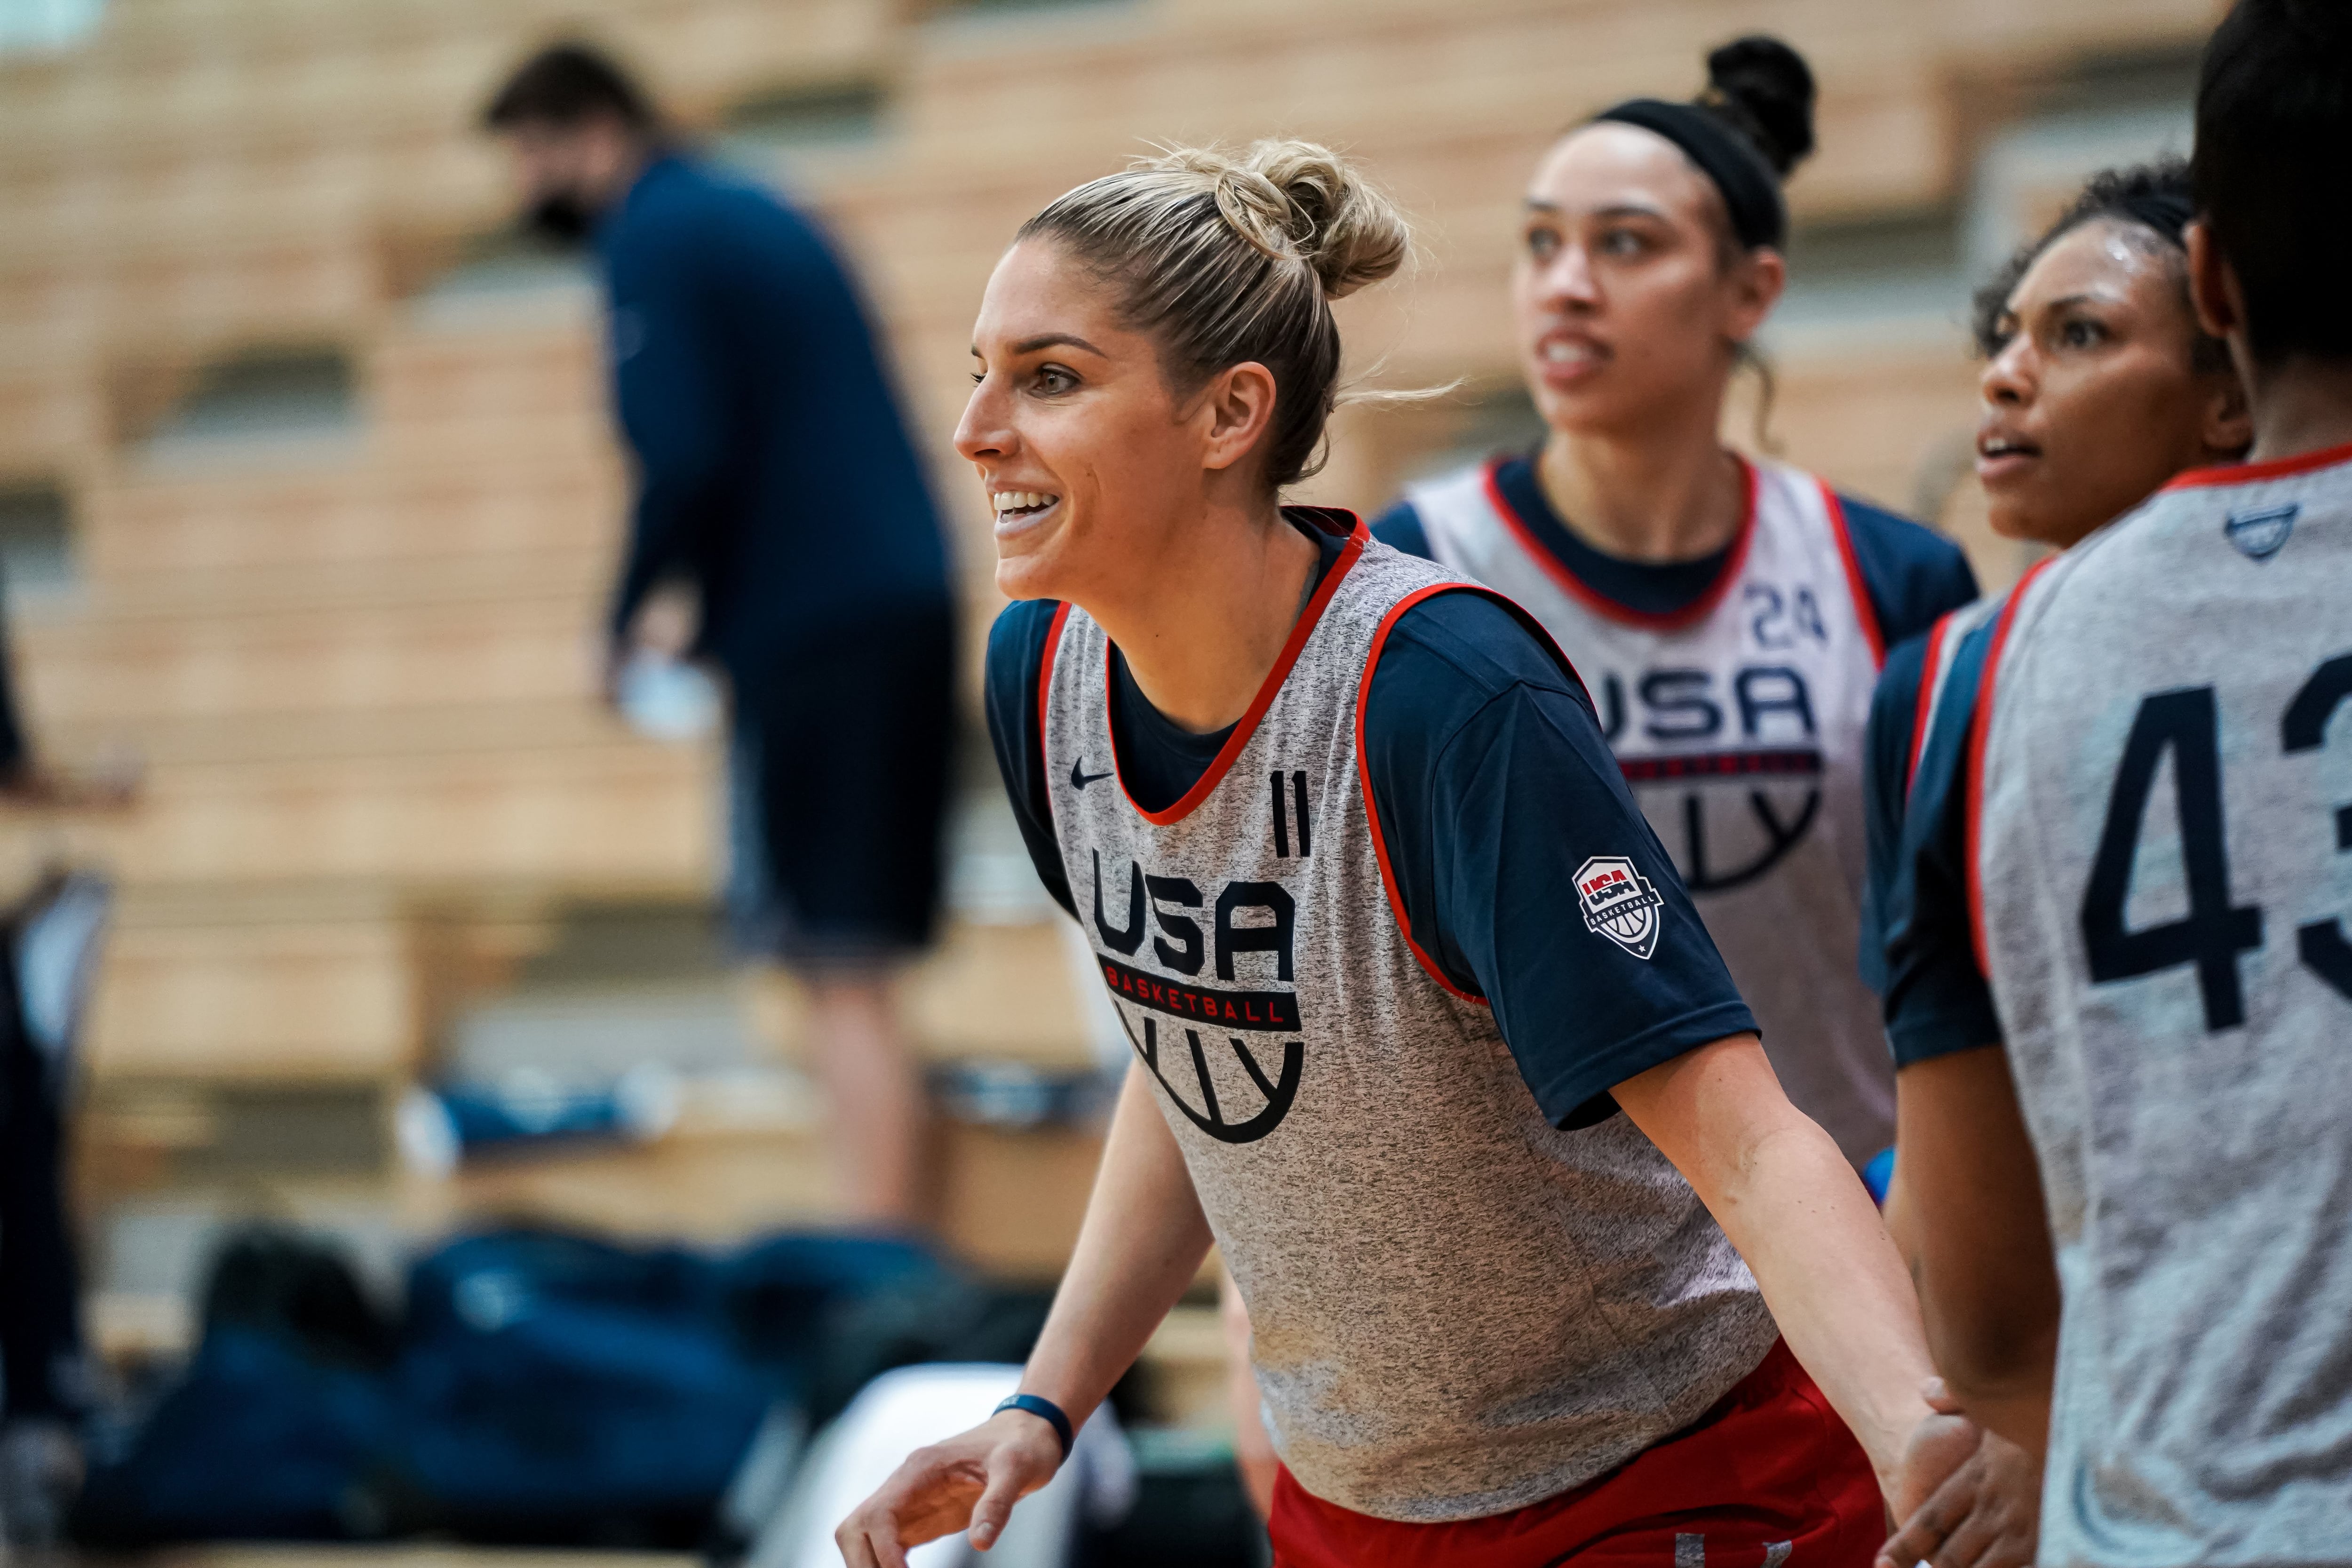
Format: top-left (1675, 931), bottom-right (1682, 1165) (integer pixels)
top-left (2162, 439), bottom-right (2352, 491)
top-left (1964, 560), bottom-right (2057, 975)
top-left (1109, 515), bottom-right (1369, 827)
top-left (1035, 601), bottom-right (1073, 828)
top-left (1819, 480), bottom-right (1887, 668)
top-left (1479, 456), bottom-right (1759, 631)
top-left (1356, 583), bottom-right (1492, 1004)
top-left (1036, 602), bottom-right (1073, 746)
top-left (1906, 612), bottom-right (1953, 792)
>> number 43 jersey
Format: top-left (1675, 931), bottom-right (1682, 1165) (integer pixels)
top-left (1969, 444), bottom-right (2352, 1566)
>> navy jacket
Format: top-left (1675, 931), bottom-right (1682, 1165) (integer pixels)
top-left (595, 157), bottom-right (951, 684)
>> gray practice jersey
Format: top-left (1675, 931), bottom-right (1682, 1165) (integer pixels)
top-left (1974, 445), bottom-right (2352, 1565)
top-left (1037, 526), bottom-right (1776, 1522)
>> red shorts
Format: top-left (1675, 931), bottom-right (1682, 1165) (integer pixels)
top-left (1268, 1341), bottom-right (1882, 1568)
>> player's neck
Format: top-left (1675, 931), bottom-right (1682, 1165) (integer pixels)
top-left (2244, 357), bottom-right (2352, 466)
top-left (1536, 416), bottom-right (1746, 565)
top-left (1092, 497), bottom-right (1321, 737)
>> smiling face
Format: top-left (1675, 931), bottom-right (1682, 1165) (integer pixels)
top-left (1511, 123), bottom-right (1784, 437)
top-left (956, 238), bottom-right (1274, 605)
top-left (1977, 219), bottom-right (2249, 549)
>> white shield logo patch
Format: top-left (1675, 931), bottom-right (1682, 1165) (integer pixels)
top-left (1574, 855), bottom-right (1663, 961)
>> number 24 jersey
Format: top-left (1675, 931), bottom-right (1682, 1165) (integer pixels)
top-left (1400, 456), bottom-right (1952, 1166)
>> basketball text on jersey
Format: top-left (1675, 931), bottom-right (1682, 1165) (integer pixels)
top-left (1575, 856), bottom-right (1663, 959)
top-left (1089, 849), bottom-right (1303, 1144)
top-left (1403, 456), bottom-right (1896, 1164)
top-left (1971, 447), bottom-right (2352, 1562)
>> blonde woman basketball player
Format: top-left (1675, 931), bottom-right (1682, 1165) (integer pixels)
top-left (835, 141), bottom-right (2026, 1567)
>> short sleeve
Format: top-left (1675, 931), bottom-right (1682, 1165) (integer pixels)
top-left (1881, 613), bottom-right (2006, 1067)
top-left (1858, 630), bottom-right (1935, 996)
top-left (1838, 495), bottom-right (1979, 647)
top-left (983, 600), bottom-right (1076, 919)
top-left (1362, 591), bottom-right (1757, 1127)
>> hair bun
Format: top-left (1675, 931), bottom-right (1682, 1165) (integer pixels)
top-left (1243, 141), bottom-right (1411, 300)
top-left (1702, 35), bottom-right (1816, 177)
top-left (1148, 140), bottom-right (1411, 301)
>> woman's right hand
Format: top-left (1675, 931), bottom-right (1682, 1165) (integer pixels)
top-left (834, 1409), bottom-right (1066, 1568)
top-left (838, 1068), bottom-right (1214, 1564)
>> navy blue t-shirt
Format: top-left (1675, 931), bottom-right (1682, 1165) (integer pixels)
top-left (1868, 606), bottom-right (2010, 1067)
top-left (595, 156), bottom-right (951, 685)
top-left (1373, 453), bottom-right (1976, 635)
top-left (1856, 629), bottom-right (1935, 1000)
top-left (985, 519), bottom-right (1757, 1128)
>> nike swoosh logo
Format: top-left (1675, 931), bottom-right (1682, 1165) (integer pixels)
top-left (1070, 758), bottom-right (1113, 790)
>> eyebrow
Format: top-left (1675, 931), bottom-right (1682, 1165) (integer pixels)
top-left (969, 333), bottom-right (1109, 358)
top-left (2038, 292), bottom-right (2123, 314)
top-left (1522, 199), bottom-right (1670, 223)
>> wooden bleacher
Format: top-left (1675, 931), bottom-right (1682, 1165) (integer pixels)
top-left (0, 0), bottom-right (2213, 1370)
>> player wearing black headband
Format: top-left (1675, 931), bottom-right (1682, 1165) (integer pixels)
top-left (1377, 39), bottom-right (1977, 1182)
top-left (1591, 45), bottom-right (1805, 254)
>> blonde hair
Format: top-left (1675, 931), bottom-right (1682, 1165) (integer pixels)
top-left (1017, 139), bottom-right (1412, 487)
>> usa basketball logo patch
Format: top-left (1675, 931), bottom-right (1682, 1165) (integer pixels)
top-left (1574, 856), bottom-right (1664, 960)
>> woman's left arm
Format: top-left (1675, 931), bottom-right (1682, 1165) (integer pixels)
top-left (1613, 1032), bottom-right (1934, 1496)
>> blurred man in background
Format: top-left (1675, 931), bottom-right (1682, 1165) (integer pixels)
top-left (484, 44), bottom-right (957, 1229)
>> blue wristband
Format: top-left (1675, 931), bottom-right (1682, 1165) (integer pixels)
top-left (993, 1393), bottom-right (1074, 1461)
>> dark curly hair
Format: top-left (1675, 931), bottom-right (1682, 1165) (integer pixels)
top-left (1971, 159), bottom-right (2229, 375)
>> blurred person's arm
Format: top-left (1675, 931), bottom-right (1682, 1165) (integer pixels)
top-left (0, 591), bottom-right (29, 788)
top-left (836, 1063), bottom-right (1213, 1566)
top-left (0, 606), bottom-right (43, 801)
top-left (603, 221), bottom-right (732, 697)
top-left (0, 585), bottom-right (134, 808)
